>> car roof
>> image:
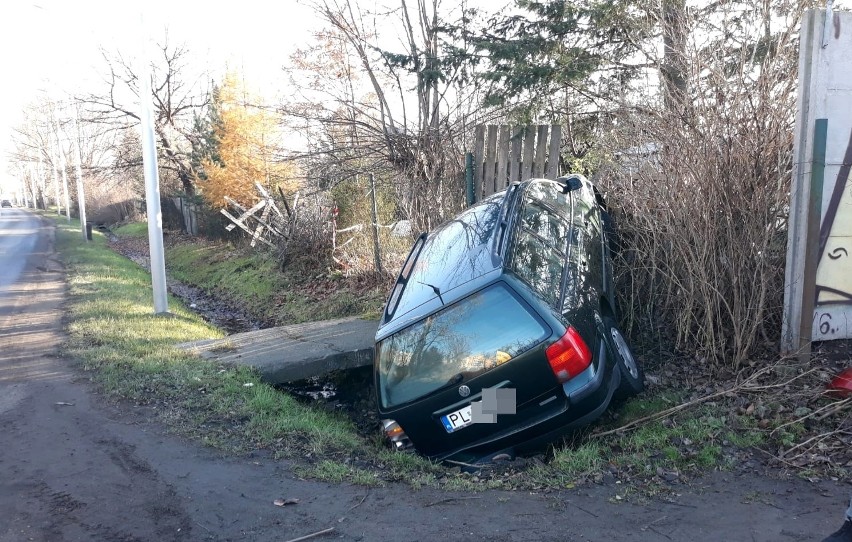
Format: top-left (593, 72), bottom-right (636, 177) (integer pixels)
top-left (377, 192), bottom-right (508, 338)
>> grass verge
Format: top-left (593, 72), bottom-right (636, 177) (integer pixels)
top-left (164, 237), bottom-right (386, 325)
top-left (56, 218), bottom-right (370, 460)
top-left (112, 222), bottom-right (149, 238)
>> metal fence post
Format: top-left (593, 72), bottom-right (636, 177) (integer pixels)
top-left (465, 152), bottom-right (475, 206)
top-left (798, 118), bottom-right (827, 360)
top-left (369, 173), bottom-right (383, 274)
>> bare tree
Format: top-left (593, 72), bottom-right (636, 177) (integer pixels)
top-left (9, 100), bottom-right (70, 210)
top-left (284, 0), bottom-right (487, 231)
top-left (80, 36), bottom-right (209, 197)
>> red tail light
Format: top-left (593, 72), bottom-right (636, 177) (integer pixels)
top-left (546, 326), bottom-right (592, 383)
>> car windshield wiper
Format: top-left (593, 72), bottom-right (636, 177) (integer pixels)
top-left (417, 280), bottom-right (445, 305)
top-left (445, 372), bottom-right (464, 386)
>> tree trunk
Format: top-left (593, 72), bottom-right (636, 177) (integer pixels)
top-left (661, 0), bottom-right (688, 112)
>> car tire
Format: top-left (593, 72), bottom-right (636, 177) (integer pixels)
top-left (604, 318), bottom-right (644, 398)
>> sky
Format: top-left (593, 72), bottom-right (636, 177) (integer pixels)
top-left (0, 0), bottom-right (320, 194)
top-left (0, 0), bottom-right (499, 196)
top-left (1, 0), bottom-right (848, 196)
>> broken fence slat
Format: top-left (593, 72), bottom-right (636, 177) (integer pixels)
top-left (221, 186), bottom-right (288, 247)
top-left (250, 216), bottom-right (285, 239)
top-left (496, 124), bottom-right (510, 192)
top-left (223, 196), bottom-right (248, 214)
top-left (220, 208), bottom-right (274, 247)
top-left (250, 203), bottom-right (273, 247)
top-left (483, 125), bottom-right (499, 197)
top-left (509, 126), bottom-right (523, 184)
top-left (254, 182), bottom-right (271, 200)
top-left (521, 127), bottom-right (536, 181)
top-left (254, 182), bottom-right (285, 219)
top-left (220, 209), bottom-right (254, 236)
top-left (227, 197), bottom-right (267, 223)
top-left (222, 209), bottom-right (265, 242)
top-left (473, 125), bottom-right (486, 203)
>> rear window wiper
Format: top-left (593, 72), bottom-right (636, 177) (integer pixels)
top-left (416, 280), bottom-right (445, 305)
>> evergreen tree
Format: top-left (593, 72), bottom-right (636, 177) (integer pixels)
top-left (190, 82), bottom-right (224, 183)
top-left (471, 0), bottom-right (654, 113)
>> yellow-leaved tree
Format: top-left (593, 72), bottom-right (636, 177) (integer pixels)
top-left (198, 71), bottom-right (298, 209)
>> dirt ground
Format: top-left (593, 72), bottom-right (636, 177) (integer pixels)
top-left (1, 213), bottom-right (850, 542)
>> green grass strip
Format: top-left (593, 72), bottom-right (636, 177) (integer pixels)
top-left (54, 218), bottom-right (364, 459)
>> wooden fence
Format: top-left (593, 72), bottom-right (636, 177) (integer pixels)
top-left (470, 124), bottom-right (562, 202)
top-left (172, 197), bottom-right (199, 235)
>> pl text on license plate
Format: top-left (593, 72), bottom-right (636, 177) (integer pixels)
top-left (441, 403), bottom-right (474, 433)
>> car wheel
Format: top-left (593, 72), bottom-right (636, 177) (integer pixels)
top-left (604, 318), bottom-right (644, 398)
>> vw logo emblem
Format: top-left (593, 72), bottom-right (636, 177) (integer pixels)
top-left (458, 385), bottom-right (471, 397)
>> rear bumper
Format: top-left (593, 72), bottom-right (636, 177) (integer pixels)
top-left (435, 345), bottom-right (618, 462)
top-left (564, 331), bottom-right (617, 404)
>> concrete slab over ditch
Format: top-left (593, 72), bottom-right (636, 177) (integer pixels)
top-left (178, 317), bottom-right (379, 384)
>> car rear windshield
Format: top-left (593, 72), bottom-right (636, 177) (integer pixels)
top-left (376, 283), bottom-right (549, 409)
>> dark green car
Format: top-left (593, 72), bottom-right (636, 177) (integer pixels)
top-left (374, 175), bottom-right (644, 462)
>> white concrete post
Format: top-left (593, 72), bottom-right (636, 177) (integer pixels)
top-left (139, 16), bottom-right (169, 314)
top-left (52, 108), bottom-right (72, 223)
top-left (782, 9), bottom-right (852, 353)
top-left (72, 107), bottom-right (88, 241)
top-left (51, 141), bottom-right (61, 215)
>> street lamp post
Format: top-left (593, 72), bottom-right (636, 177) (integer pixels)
top-left (52, 106), bottom-right (72, 223)
top-left (72, 105), bottom-right (88, 241)
top-left (139, 16), bottom-right (169, 315)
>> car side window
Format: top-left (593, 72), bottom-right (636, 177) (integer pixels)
top-left (508, 181), bottom-right (571, 309)
top-left (572, 181), bottom-right (601, 233)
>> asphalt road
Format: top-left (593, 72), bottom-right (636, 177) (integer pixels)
top-left (0, 208), bottom-right (42, 291)
top-left (0, 210), bottom-right (848, 542)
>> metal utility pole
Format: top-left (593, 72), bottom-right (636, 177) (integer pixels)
top-left (368, 173), bottom-right (383, 274)
top-left (52, 107), bottom-right (71, 222)
top-left (72, 106), bottom-right (89, 241)
top-left (37, 155), bottom-right (45, 210)
top-left (51, 141), bottom-right (61, 215)
top-left (139, 17), bottom-right (169, 314)
top-left (24, 162), bottom-right (36, 209)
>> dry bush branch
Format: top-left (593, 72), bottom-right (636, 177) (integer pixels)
top-left (592, 364), bottom-right (777, 439)
top-left (600, 10), bottom-right (800, 368)
top-left (593, 360), bottom-right (849, 445)
top-left (770, 397), bottom-right (852, 437)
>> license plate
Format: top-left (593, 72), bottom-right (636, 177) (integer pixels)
top-left (441, 404), bottom-right (474, 433)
